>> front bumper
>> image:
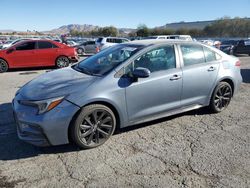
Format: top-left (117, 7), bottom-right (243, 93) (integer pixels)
top-left (13, 94), bottom-right (80, 147)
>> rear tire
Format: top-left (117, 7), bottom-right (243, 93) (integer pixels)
top-left (56, 56), bottom-right (70, 68)
top-left (209, 82), bottom-right (232, 113)
top-left (77, 48), bottom-right (84, 55)
top-left (70, 104), bottom-right (116, 149)
top-left (0, 59), bottom-right (8, 73)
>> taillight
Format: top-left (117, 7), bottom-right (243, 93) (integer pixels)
top-left (235, 60), bottom-right (241, 67)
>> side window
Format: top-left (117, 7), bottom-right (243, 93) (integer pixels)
top-left (122, 39), bottom-right (128, 43)
top-left (89, 41), bottom-right (95, 45)
top-left (16, 42), bottom-right (36, 51)
top-left (203, 47), bottom-right (217, 62)
top-left (38, 41), bottom-right (53, 49)
top-left (132, 45), bottom-right (176, 73)
top-left (180, 44), bottom-right (205, 66)
top-left (116, 39), bottom-right (122, 43)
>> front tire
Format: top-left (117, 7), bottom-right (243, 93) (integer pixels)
top-left (70, 104), bottom-right (116, 149)
top-left (209, 82), bottom-right (232, 113)
top-left (56, 56), bottom-right (70, 68)
top-left (0, 59), bottom-right (8, 73)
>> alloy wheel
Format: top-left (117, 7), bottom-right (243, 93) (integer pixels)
top-left (0, 59), bottom-right (8, 73)
top-left (56, 56), bottom-right (69, 68)
top-left (78, 109), bottom-right (114, 147)
top-left (214, 84), bottom-right (232, 111)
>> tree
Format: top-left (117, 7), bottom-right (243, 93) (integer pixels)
top-left (101, 26), bottom-right (118, 37)
top-left (136, 24), bottom-right (149, 37)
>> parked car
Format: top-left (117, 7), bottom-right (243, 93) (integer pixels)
top-left (0, 39), bottom-right (78, 72)
top-left (145, 35), bottom-right (192, 41)
top-left (232, 40), bottom-right (250, 56)
top-left (12, 40), bottom-right (242, 148)
top-left (96, 37), bottom-right (130, 51)
top-left (76, 40), bottom-right (97, 55)
top-left (66, 40), bottom-right (79, 47)
top-left (220, 40), bottom-right (239, 55)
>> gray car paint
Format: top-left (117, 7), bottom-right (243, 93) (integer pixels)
top-left (13, 40), bottom-right (242, 146)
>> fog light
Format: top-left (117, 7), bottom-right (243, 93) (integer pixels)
top-left (19, 123), bottom-right (30, 130)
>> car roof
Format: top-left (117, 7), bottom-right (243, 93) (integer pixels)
top-left (126, 39), bottom-right (195, 46)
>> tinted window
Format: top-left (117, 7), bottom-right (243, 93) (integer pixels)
top-left (16, 42), bottom-right (36, 51)
top-left (38, 41), bottom-right (53, 49)
top-left (203, 47), bottom-right (216, 62)
top-left (133, 45), bottom-right (176, 73)
top-left (87, 41), bottom-right (95, 45)
top-left (180, 44), bottom-right (205, 66)
top-left (122, 39), bottom-right (129, 43)
top-left (96, 38), bottom-right (103, 43)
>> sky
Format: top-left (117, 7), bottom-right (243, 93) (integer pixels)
top-left (1, 0), bottom-right (250, 31)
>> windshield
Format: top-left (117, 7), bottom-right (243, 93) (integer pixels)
top-left (73, 44), bottom-right (144, 76)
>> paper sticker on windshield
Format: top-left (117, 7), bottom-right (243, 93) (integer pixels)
top-left (122, 47), bottom-right (137, 51)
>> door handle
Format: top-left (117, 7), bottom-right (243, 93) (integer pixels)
top-left (170, 75), bottom-right (182, 81)
top-left (207, 66), bottom-right (216, 71)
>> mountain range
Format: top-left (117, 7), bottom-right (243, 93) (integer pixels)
top-left (1, 19), bottom-right (249, 35)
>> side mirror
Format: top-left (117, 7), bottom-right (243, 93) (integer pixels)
top-left (7, 48), bottom-right (15, 54)
top-left (132, 67), bottom-right (150, 78)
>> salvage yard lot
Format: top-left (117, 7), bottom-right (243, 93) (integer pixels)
top-left (0, 56), bottom-right (250, 187)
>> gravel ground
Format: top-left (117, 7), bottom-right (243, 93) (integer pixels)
top-left (0, 56), bottom-right (249, 188)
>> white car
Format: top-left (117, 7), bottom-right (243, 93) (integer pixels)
top-left (1, 38), bottom-right (31, 49)
top-left (145, 35), bottom-right (193, 41)
top-left (96, 37), bottom-right (130, 51)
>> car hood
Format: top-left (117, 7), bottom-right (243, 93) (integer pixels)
top-left (18, 67), bottom-right (97, 100)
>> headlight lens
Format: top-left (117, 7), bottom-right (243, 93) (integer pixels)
top-left (19, 96), bottom-right (65, 114)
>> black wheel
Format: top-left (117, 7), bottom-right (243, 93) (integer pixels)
top-left (71, 104), bottom-right (116, 149)
top-left (209, 82), bottom-right (232, 113)
top-left (0, 59), bottom-right (8, 73)
top-left (56, 56), bottom-right (70, 68)
top-left (77, 48), bottom-right (84, 55)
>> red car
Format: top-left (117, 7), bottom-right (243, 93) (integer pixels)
top-left (0, 39), bottom-right (78, 72)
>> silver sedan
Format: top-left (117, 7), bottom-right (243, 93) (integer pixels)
top-left (13, 40), bottom-right (242, 149)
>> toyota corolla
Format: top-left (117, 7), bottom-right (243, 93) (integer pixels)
top-left (12, 40), bottom-right (242, 148)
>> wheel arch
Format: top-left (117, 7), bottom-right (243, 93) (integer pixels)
top-left (0, 57), bottom-right (10, 68)
top-left (217, 77), bottom-right (235, 96)
top-left (67, 100), bottom-right (121, 143)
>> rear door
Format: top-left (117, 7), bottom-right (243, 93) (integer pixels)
top-left (7, 41), bottom-right (37, 67)
top-left (36, 41), bottom-right (59, 66)
top-left (179, 44), bottom-right (220, 106)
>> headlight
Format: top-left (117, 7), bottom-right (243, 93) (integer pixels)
top-left (19, 96), bottom-right (65, 114)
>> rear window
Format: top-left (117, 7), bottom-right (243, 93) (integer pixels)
top-left (96, 38), bottom-right (103, 43)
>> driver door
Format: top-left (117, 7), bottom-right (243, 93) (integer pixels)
top-left (7, 41), bottom-right (37, 67)
top-left (124, 45), bottom-right (183, 123)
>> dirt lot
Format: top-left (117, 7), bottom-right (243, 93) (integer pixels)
top-left (0, 57), bottom-right (250, 188)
